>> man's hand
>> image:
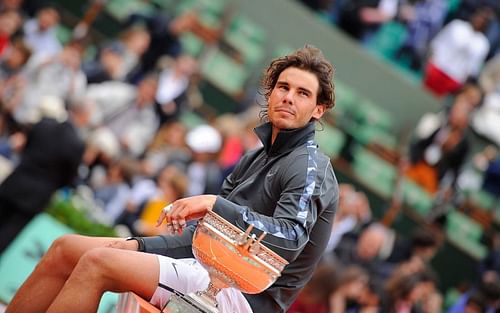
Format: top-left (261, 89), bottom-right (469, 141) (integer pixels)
top-left (156, 195), bottom-right (217, 234)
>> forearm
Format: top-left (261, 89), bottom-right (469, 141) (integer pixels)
top-left (139, 224), bottom-right (196, 258)
top-left (213, 196), bottom-right (308, 261)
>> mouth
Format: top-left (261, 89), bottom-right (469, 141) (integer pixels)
top-left (274, 108), bottom-right (295, 116)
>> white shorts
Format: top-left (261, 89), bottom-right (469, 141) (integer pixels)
top-left (150, 256), bottom-right (253, 313)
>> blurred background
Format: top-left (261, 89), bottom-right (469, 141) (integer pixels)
top-left (0, 0), bottom-right (499, 312)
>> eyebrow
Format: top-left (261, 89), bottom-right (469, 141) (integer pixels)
top-left (276, 81), bottom-right (313, 96)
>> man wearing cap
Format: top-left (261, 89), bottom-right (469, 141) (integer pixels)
top-left (6, 45), bottom-right (339, 313)
top-left (185, 124), bottom-right (223, 196)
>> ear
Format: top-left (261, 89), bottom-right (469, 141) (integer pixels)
top-left (312, 104), bottom-right (326, 120)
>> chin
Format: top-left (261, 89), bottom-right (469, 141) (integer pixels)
top-left (271, 118), bottom-right (294, 130)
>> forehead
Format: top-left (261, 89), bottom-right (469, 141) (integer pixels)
top-left (277, 67), bottom-right (319, 93)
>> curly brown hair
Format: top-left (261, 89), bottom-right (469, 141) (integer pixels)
top-left (260, 45), bottom-right (335, 120)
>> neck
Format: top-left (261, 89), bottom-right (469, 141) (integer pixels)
top-left (271, 128), bottom-right (278, 144)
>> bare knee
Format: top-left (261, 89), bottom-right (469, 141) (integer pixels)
top-left (73, 248), bottom-right (117, 289)
top-left (39, 234), bottom-right (86, 276)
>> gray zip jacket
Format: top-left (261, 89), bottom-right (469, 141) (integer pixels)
top-left (139, 121), bottom-right (339, 312)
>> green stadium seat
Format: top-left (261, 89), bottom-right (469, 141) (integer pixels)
top-left (445, 210), bottom-right (487, 259)
top-left (179, 111), bottom-right (207, 130)
top-left (176, 0), bottom-right (227, 17)
top-left (224, 15), bottom-right (266, 66)
top-left (351, 144), bottom-right (396, 198)
top-left (350, 124), bottom-right (398, 150)
top-left (200, 48), bottom-right (248, 97)
top-left (179, 32), bottom-right (204, 57)
top-left (272, 44), bottom-right (294, 59)
top-left (149, 0), bottom-right (175, 11)
top-left (443, 288), bottom-right (462, 311)
top-left (446, 210), bottom-right (483, 241)
top-left (353, 99), bottom-right (394, 132)
top-left (106, 0), bottom-right (154, 22)
top-left (446, 0), bottom-right (462, 16)
top-left (315, 124), bottom-right (346, 158)
top-left (55, 25), bottom-right (72, 45)
top-left (468, 189), bottom-right (496, 210)
top-left (367, 21), bottom-right (408, 59)
top-left (333, 80), bottom-right (359, 117)
top-left (401, 178), bottom-right (434, 217)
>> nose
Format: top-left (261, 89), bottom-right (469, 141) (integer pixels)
top-left (283, 90), bottom-right (294, 104)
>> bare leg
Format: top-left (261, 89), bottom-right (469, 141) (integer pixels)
top-left (46, 247), bottom-right (159, 313)
top-left (6, 234), bottom-right (123, 313)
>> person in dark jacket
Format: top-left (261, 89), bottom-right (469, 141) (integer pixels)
top-left (0, 98), bottom-right (91, 253)
top-left (5, 45), bottom-right (339, 313)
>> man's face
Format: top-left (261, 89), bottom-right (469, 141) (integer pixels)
top-left (267, 67), bottom-right (325, 133)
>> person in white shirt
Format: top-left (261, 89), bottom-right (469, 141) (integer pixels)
top-left (424, 7), bottom-right (494, 97)
top-left (23, 6), bottom-right (61, 60)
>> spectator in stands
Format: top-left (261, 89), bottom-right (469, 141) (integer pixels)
top-left (139, 120), bottom-right (191, 177)
top-left (215, 113), bottom-right (246, 176)
top-left (325, 183), bottom-right (372, 253)
top-left (92, 158), bottom-right (134, 225)
top-left (14, 42), bottom-right (87, 124)
top-left (83, 41), bottom-right (127, 84)
top-left (423, 7), bottom-right (494, 97)
top-left (287, 260), bottom-right (338, 313)
top-left (126, 11), bottom-right (198, 76)
top-left (479, 232), bottom-right (500, 283)
top-left (395, 0), bottom-right (448, 71)
top-left (0, 97), bottom-right (92, 253)
top-left (338, 0), bottom-right (400, 43)
top-left (447, 0), bottom-right (500, 28)
top-left (386, 228), bottom-right (441, 264)
top-left (84, 26), bottom-right (151, 84)
top-left (0, 0), bottom-right (24, 12)
top-left (405, 94), bottom-right (473, 194)
top-left (86, 74), bottom-right (159, 158)
top-left (479, 54), bottom-right (500, 94)
top-left (482, 157), bottom-right (500, 197)
top-left (155, 54), bottom-right (198, 125)
top-left (0, 9), bottom-right (22, 57)
top-left (117, 25), bottom-right (151, 83)
top-left (472, 55), bottom-right (500, 146)
top-left (380, 269), bottom-right (438, 313)
top-left (22, 5), bottom-right (61, 60)
top-left (0, 38), bottom-right (31, 114)
top-left (447, 280), bottom-right (500, 313)
top-left (332, 222), bottom-right (396, 294)
top-left (0, 37), bottom-right (31, 80)
top-left (123, 165), bottom-right (189, 236)
top-left (185, 124), bottom-right (223, 196)
top-left (328, 265), bottom-right (371, 313)
top-left (288, 263), bottom-right (369, 313)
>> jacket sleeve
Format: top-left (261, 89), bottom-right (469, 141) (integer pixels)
top-left (213, 154), bottom-right (337, 262)
top-left (140, 224), bottom-right (196, 258)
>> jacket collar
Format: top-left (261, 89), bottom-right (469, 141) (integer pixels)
top-left (254, 122), bottom-right (316, 155)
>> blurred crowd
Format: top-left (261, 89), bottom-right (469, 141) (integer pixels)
top-left (298, 0), bottom-right (500, 215)
top-left (0, 0), bottom-right (262, 251)
top-left (0, 0), bottom-right (499, 312)
top-left (289, 182), bottom-right (500, 313)
top-left (296, 1), bottom-right (500, 312)
top-left (301, 0), bottom-right (500, 96)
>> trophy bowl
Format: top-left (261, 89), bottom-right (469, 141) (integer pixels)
top-left (165, 210), bottom-right (288, 313)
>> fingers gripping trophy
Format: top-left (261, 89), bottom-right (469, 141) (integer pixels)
top-left (159, 204), bottom-right (289, 313)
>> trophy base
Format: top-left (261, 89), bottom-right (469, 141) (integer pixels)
top-left (164, 291), bottom-right (218, 313)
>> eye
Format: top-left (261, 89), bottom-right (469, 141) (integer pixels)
top-left (278, 85), bottom-right (288, 91)
top-left (299, 90), bottom-right (309, 97)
